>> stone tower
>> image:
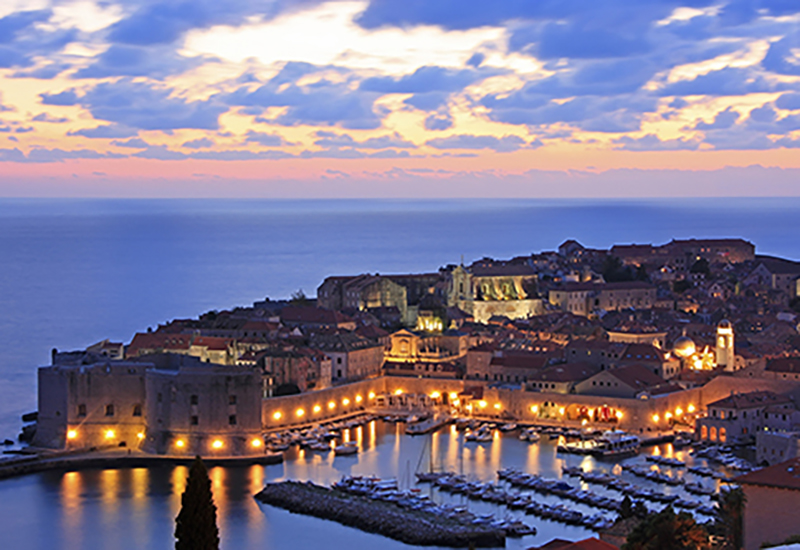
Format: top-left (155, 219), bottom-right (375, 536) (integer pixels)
top-left (715, 319), bottom-right (735, 371)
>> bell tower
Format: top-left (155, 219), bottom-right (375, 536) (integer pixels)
top-left (716, 319), bottom-right (735, 372)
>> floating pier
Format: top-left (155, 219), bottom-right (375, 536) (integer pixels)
top-left (255, 480), bottom-right (506, 547)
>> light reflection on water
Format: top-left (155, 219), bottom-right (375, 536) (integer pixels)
top-left (0, 422), bottom-right (719, 550)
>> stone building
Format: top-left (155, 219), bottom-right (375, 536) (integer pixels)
top-left (696, 390), bottom-right (796, 444)
top-left (308, 332), bottom-right (384, 382)
top-left (735, 458), bottom-right (800, 550)
top-left (548, 282), bottom-right (656, 317)
top-left (574, 364), bottom-right (667, 398)
top-left (142, 362), bottom-right (262, 456)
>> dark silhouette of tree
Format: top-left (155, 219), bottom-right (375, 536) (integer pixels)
top-left (274, 383), bottom-right (301, 396)
top-left (690, 258), bottom-right (710, 276)
top-left (622, 506), bottom-right (709, 550)
top-left (175, 456), bottom-right (219, 550)
top-left (290, 289), bottom-right (311, 306)
top-left (619, 496), bottom-right (649, 520)
top-left (716, 486), bottom-right (746, 550)
top-left (602, 255), bottom-right (636, 282)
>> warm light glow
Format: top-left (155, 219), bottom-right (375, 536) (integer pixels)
top-left (175, 439), bottom-right (186, 448)
top-left (368, 392), bottom-right (376, 399)
top-left (688, 404), bottom-right (696, 413)
top-left (665, 412), bottom-right (673, 420)
top-left (452, 398), bottom-right (460, 406)
top-left (342, 398), bottom-right (350, 406)
top-left (493, 403), bottom-right (501, 410)
top-left (67, 429), bottom-right (78, 440)
top-left (328, 401), bottom-right (336, 409)
top-left (430, 391), bottom-right (441, 399)
top-left (355, 395), bottom-right (363, 403)
top-left (313, 405), bottom-right (322, 413)
top-left (466, 404), bottom-right (473, 411)
top-left (212, 439), bottom-right (223, 449)
top-left (531, 405), bottom-right (539, 413)
top-left (104, 430), bottom-right (115, 440)
top-left (581, 419), bottom-right (588, 426)
top-left (251, 438), bottom-right (262, 448)
top-left (615, 410), bottom-right (623, 420)
top-left (272, 411), bottom-right (282, 421)
top-left (559, 407), bottom-right (565, 415)
top-left (675, 407), bottom-right (684, 416)
top-left (449, 392), bottom-right (458, 400)
top-left (394, 389), bottom-right (403, 395)
top-left (137, 432), bottom-right (145, 440)
top-left (296, 408), bottom-right (305, 417)
top-left (478, 400), bottom-right (487, 409)
top-left (652, 414), bottom-right (660, 422)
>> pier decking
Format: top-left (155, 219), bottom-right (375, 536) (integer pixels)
top-left (255, 480), bottom-right (506, 547)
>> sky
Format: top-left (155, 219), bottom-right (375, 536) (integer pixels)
top-left (0, 0), bottom-right (799, 197)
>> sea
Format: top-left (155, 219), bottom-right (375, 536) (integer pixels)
top-left (1, 197), bottom-right (799, 549)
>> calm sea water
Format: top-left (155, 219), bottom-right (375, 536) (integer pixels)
top-left (0, 197), bottom-right (797, 549)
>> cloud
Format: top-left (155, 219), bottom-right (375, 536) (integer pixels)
top-left (658, 67), bottom-right (781, 96)
top-left (693, 107), bottom-right (740, 130)
top-left (761, 32), bottom-right (800, 76)
top-left (243, 131), bottom-right (292, 147)
top-left (68, 125), bottom-right (139, 139)
top-left (227, 63), bottom-right (382, 129)
top-left (425, 112), bottom-right (453, 130)
top-left (73, 44), bottom-right (206, 79)
top-left (426, 134), bottom-right (527, 152)
top-left (0, 147), bottom-right (126, 163)
top-left (312, 131), bottom-right (414, 149)
top-left (31, 113), bottom-right (69, 123)
top-left (360, 65), bottom-right (496, 94)
top-left (0, 9), bottom-right (77, 69)
top-left (776, 93), bottom-right (800, 111)
top-left (111, 138), bottom-right (150, 148)
top-left (182, 137), bottom-right (214, 149)
top-left (39, 89), bottom-right (80, 106)
top-left (613, 134), bottom-right (701, 151)
top-left (78, 79), bottom-right (227, 131)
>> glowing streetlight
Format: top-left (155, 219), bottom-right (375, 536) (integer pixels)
top-left (652, 414), bottom-right (660, 423)
top-left (313, 405), bottom-right (321, 413)
top-left (342, 398), bottom-right (350, 406)
top-left (67, 429), bottom-right (78, 440)
top-left (368, 392), bottom-right (376, 399)
top-left (355, 395), bottom-right (363, 403)
top-left (212, 439), bottom-right (223, 449)
top-left (296, 408), bottom-right (305, 417)
top-left (175, 439), bottom-right (186, 448)
top-left (272, 411), bottom-right (282, 421)
top-left (104, 429), bottom-right (115, 440)
top-left (251, 439), bottom-right (262, 448)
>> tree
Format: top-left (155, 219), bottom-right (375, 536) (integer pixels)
top-left (623, 506), bottom-right (709, 550)
top-left (175, 456), bottom-right (219, 550)
top-left (290, 289), bottom-right (311, 306)
top-left (717, 486), bottom-right (746, 550)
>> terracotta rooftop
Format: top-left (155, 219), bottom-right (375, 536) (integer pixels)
top-left (767, 357), bottom-right (800, 374)
top-left (606, 364), bottom-right (666, 390)
top-left (528, 362), bottom-right (600, 383)
top-left (530, 537), bottom-right (619, 550)
top-left (734, 457), bottom-right (800, 491)
top-left (707, 390), bottom-right (792, 410)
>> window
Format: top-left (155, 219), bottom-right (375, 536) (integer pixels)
top-left (190, 395), bottom-right (198, 405)
top-left (191, 415), bottom-right (199, 425)
top-left (337, 357), bottom-right (342, 364)
top-left (229, 395), bottom-right (237, 405)
top-left (133, 404), bottom-right (142, 417)
top-left (229, 415), bottom-right (237, 425)
top-left (78, 404), bottom-right (86, 417)
top-left (157, 393), bottom-right (162, 403)
top-left (105, 404), bottom-right (114, 417)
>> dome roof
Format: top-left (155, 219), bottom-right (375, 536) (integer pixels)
top-left (673, 336), bottom-right (696, 358)
top-left (718, 319), bottom-right (732, 329)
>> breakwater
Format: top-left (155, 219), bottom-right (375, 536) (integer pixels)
top-left (255, 480), bottom-right (506, 547)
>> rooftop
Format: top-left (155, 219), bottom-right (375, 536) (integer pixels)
top-left (734, 457), bottom-right (800, 491)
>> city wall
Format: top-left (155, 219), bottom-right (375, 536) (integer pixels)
top-left (261, 374), bottom-right (800, 433)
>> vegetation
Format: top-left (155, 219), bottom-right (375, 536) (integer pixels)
top-left (175, 456), bottom-right (219, 550)
top-left (716, 487), bottom-right (746, 550)
top-left (290, 289), bottom-right (311, 306)
top-left (622, 506), bottom-right (709, 550)
top-left (690, 258), bottom-right (711, 276)
top-left (602, 256), bottom-right (650, 283)
top-left (618, 495), bottom-right (649, 520)
top-left (674, 280), bottom-right (692, 293)
top-left (789, 296), bottom-right (800, 314)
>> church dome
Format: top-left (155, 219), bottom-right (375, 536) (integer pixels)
top-left (718, 319), bottom-right (732, 329)
top-left (672, 336), bottom-right (696, 358)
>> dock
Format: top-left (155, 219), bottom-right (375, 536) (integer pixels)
top-left (255, 480), bottom-right (506, 547)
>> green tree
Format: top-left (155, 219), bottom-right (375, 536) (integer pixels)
top-left (175, 456), bottom-right (219, 550)
top-left (623, 506), bottom-right (709, 550)
top-left (717, 487), bottom-right (746, 550)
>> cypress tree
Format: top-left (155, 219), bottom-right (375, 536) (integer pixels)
top-left (175, 456), bottom-right (220, 550)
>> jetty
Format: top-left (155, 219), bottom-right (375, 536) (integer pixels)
top-left (255, 480), bottom-right (506, 547)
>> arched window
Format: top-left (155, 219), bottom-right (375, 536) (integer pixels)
top-left (701, 425), bottom-right (708, 439)
top-left (719, 427), bottom-right (727, 442)
top-left (710, 426), bottom-right (717, 441)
